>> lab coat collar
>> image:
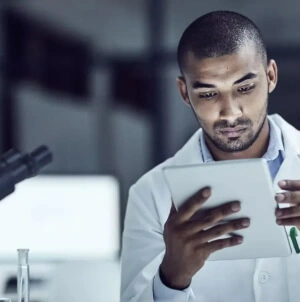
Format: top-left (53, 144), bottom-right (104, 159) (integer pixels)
top-left (172, 114), bottom-right (300, 172)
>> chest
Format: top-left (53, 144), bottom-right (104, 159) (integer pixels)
top-left (192, 256), bottom-right (300, 302)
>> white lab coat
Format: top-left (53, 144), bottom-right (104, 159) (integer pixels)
top-left (121, 114), bottom-right (300, 302)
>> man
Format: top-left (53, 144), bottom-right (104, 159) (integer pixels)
top-left (121, 11), bottom-right (300, 302)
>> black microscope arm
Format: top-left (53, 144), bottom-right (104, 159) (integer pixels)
top-left (0, 145), bottom-right (53, 201)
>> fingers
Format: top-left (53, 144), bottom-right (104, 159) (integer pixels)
top-left (278, 180), bottom-right (300, 191)
top-left (276, 217), bottom-right (300, 226)
top-left (275, 205), bottom-right (300, 219)
top-left (184, 201), bottom-right (242, 234)
top-left (275, 182), bottom-right (300, 227)
top-left (205, 236), bottom-right (244, 254)
top-left (177, 187), bottom-right (211, 222)
top-left (276, 191), bottom-right (300, 204)
top-left (194, 218), bottom-right (250, 244)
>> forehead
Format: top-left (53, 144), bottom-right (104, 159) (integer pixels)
top-left (183, 46), bottom-right (264, 83)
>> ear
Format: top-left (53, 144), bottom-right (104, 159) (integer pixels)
top-left (267, 59), bottom-right (278, 94)
top-left (177, 76), bottom-right (191, 106)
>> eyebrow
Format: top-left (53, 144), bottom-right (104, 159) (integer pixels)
top-left (192, 72), bottom-right (258, 89)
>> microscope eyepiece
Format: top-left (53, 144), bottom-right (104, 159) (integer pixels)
top-left (28, 145), bottom-right (53, 176)
top-left (0, 145), bottom-right (53, 201)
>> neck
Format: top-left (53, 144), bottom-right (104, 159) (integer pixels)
top-left (205, 118), bottom-right (270, 161)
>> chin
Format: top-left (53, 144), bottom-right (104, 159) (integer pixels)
top-left (212, 135), bottom-right (252, 153)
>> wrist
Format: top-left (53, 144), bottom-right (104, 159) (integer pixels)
top-left (159, 263), bottom-right (191, 290)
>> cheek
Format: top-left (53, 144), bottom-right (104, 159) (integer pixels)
top-left (239, 89), bottom-right (268, 118)
top-left (191, 97), bottom-right (220, 124)
top-left (191, 101), bottom-right (219, 130)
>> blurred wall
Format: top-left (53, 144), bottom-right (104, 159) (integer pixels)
top-left (0, 2), bottom-right (4, 154)
top-left (11, 0), bottom-right (148, 55)
top-left (5, 0), bottom-right (153, 234)
top-left (164, 0), bottom-right (300, 49)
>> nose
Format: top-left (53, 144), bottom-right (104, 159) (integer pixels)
top-left (219, 95), bottom-right (243, 123)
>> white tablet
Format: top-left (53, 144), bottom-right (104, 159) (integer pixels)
top-left (162, 158), bottom-right (292, 261)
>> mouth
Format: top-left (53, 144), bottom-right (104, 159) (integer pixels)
top-left (219, 127), bottom-right (247, 138)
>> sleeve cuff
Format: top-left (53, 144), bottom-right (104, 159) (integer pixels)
top-left (153, 270), bottom-right (193, 301)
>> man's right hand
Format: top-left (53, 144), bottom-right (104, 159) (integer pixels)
top-left (160, 187), bottom-right (250, 290)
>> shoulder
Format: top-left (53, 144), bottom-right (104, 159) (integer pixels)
top-left (130, 128), bottom-right (203, 200)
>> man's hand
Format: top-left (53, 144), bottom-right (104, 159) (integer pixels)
top-left (275, 180), bottom-right (300, 230)
top-left (160, 187), bottom-right (250, 290)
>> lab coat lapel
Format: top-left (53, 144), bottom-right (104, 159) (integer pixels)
top-left (273, 153), bottom-right (300, 193)
top-left (271, 113), bottom-right (300, 193)
top-left (172, 129), bottom-right (204, 166)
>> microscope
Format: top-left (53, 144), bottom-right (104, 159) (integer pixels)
top-left (0, 145), bottom-right (53, 302)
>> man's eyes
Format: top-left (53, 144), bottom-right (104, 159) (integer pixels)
top-left (199, 92), bottom-right (217, 100)
top-left (237, 84), bottom-right (256, 93)
top-left (198, 84), bottom-right (255, 100)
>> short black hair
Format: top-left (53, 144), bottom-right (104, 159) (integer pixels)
top-left (177, 11), bottom-right (267, 74)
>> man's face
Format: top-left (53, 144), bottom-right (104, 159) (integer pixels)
top-left (178, 45), bottom-right (277, 153)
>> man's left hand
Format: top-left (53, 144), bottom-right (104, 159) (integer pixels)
top-left (275, 180), bottom-right (300, 230)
